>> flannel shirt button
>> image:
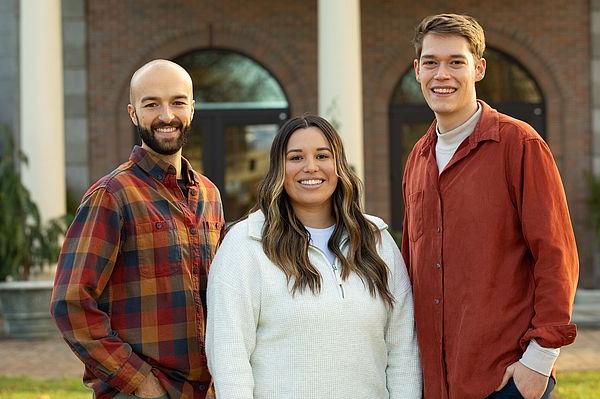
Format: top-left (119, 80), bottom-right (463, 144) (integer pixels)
top-left (155, 222), bottom-right (162, 229)
top-left (190, 189), bottom-right (197, 196)
top-left (190, 227), bottom-right (197, 235)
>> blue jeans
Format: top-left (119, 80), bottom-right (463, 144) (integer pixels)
top-left (486, 377), bottom-right (555, 399)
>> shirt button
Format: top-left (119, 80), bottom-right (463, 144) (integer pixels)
top-left (434, 298), bottom-right (441, 305)
top-left (155, 222), bottom-right (162, 229)
top-left (435, 263), bottom-right (442, 270)
top-left (436, 226), bottom-right (442, 233)
top-left (190, 189), bottom-right (197, 196)
top-left (190, 227), bottom-right (197, 235)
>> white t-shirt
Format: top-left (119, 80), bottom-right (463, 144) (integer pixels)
top-left (305, 225), bottom-right (336, 265)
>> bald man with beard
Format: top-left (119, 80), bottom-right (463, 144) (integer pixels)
top-left (51, 60), bottom-right (224, 399)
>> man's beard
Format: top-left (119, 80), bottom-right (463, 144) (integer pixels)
top-left (137, 120), bottom-right (191, 155)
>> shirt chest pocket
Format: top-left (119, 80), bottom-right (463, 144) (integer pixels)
top-left (406, 191), bottom-right (424, 242)
top-left (200, 220), bottom-right (223, 261)
top-left (135, 219), bottom-right (182, 278)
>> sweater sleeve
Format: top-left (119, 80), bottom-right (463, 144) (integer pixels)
top-left (514, 137), bottom-right (579, 349)
top-left (382, 231), bottom-right (423, 398)
top-left (206, 227), bottom-right (261, 399)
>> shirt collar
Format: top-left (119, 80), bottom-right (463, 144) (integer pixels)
top-left (420, 100), bottom-right (501, 156)
top-left (129, 145), bottom-right (198, 184)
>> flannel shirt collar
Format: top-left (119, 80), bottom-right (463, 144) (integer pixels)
top-left (129, 145), bottom-right (198, 184)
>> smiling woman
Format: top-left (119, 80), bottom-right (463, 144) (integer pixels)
top-left (205, 114), bottom-right (422, 399)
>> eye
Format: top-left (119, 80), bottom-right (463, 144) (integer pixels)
top-left (173, 100), bottom-right (187, 106)
top-left (288, 155), bottom-right (303, 161)
top-left (422, 60), bottom-right (436, 66)
top-left (450, 60), bottom-right (466, 66)
top-left (142, 102), bottom-right (158, 108)
top-left (316, 153), bottom-right (331, 160)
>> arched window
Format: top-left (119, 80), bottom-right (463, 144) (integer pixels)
top-left (389, 48), bottom-right (545, 230)
top-left (172, 49), bottom-right (290, 221)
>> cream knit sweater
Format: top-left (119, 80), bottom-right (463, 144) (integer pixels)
top-left (206, 211), bottom-right (422, 399)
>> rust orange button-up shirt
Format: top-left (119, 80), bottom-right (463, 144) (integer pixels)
top-left (401, 102), bottom-right (578, 399)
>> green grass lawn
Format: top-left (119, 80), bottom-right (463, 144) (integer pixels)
top-left (0, 376), bottom-right (90, 399)
top-left (0, 371), bottom-right (598, 398)
top-left (555, 370), bottom-right (600, 399)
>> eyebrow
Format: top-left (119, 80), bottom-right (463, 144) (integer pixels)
top-left (286, 147), bottom-right (332, 154)
top-left (420, 54), bottom-right (468, 60)
top-left (140, 94), bottom-right (189, 103)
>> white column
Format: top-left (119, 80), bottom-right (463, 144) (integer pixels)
top-left (318, 0), bottom-right (364, 181)
top-left (20, 0), bottom-right (66, 222)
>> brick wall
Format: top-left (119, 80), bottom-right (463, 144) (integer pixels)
top-left (361, 0), bottom-right (593, 287)
top-left (87, 0), bottom-right (318, 179)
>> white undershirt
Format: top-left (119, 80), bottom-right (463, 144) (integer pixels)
top-left (435, 103), bottom-right (482, 174)
top-left (306, 225), bottom-right (336, 265)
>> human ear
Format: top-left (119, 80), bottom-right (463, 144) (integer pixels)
top-left (413, 59), bottom-right (421, 82)
top-left (127, 104), bottom-right (139, 126)
top-left (475, 57), bottom-right (486, 82)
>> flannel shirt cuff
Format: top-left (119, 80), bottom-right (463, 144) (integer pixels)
top-left (519, 339), bottom-right (560, 377)
top-left (106, 353), bottom-right (153, 394)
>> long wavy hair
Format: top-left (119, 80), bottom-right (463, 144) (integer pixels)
top-left (252, 115), bottom-right (394, 307)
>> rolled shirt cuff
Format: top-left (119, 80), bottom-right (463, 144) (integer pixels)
top-left (519, 339), bottom-right (560, 377)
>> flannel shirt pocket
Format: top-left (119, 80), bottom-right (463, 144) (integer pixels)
top-left (136, 219), bottom-right (182, 278)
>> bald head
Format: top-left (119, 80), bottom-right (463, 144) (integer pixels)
top-left (129, 59), bottom-right (193, 105)
top-left (126, 59), bottom-right (195, 156)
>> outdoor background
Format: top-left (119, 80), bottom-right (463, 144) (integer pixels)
top-left (0, 0), bottom-right (598, 397)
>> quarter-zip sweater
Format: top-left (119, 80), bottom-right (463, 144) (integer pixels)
top-left (206, 210), bottom-right (422, 399)
top-left (401, 101), bottom-right (579, 399)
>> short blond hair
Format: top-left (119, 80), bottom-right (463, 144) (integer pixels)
top-left (412, 13), bottom-right (485, 59)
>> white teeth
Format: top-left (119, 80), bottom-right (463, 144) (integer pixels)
top-left (156, 127), bottom-right (177, 133)
top-left (300, 179), bottom-right (324, 185)
top-left (432, 88), bottom-right (456, 94)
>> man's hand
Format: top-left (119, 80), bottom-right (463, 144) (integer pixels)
top-left (134, 372), bottom-right (167, 398)
top-left (495, 361), bottom-right (549, 399)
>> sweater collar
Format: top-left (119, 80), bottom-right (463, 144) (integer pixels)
top-left (246, 210), bottom-right (388, 241)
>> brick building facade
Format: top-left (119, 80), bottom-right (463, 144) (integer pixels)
top-left (2, 0), bottom-right (596, 287)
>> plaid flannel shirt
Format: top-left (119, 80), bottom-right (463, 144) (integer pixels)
top-left (51, 146), bottom-right (224, 399)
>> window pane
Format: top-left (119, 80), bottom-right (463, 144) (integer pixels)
top-left (224, 123), bottom-right (278, 220)
top-left (182, 124), bottom-right (203, 174)
top-left (174, 50), bottom-right (288, 109)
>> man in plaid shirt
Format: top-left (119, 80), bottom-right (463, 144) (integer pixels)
top-left (51, 59), bottom-right (224, 399)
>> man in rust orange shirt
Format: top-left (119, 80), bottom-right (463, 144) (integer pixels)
top-left (402, 14), bottom-right (579, 399)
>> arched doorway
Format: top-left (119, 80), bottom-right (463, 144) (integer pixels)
top-left (173, 49), bottom-right (290, 221)
top-left (389, 48), bottom-right (545, 230)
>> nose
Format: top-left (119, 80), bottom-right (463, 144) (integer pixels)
top-left (434, 63), bottom-right (451, 80)
top-left (303, 157), bottom-right (319, 173)
top-left (158, 105), bottom-right (175, 123)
